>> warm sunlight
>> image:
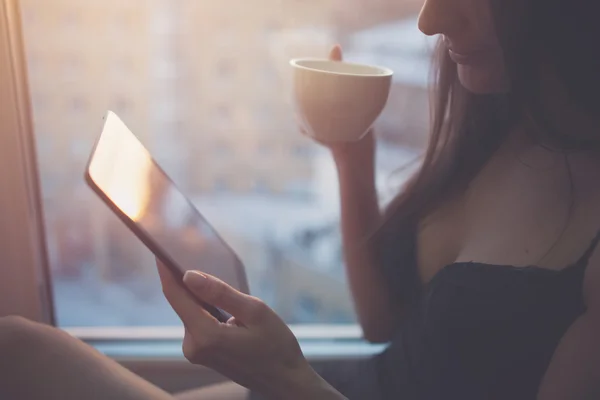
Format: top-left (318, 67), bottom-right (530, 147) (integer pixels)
top-left (88, 112), bottom-right (152, 222)
top-left (108, 148), bottom-right (151, 221)
top-left (24, 0), bottom-right (429, 328)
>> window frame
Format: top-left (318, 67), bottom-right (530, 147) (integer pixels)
top-left (0, 0), bottom-right (54, 324)
top-left (0, 1), bottom-right (384, 390)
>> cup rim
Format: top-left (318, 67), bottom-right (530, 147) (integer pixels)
top-left (290, 58), bottom-right (393, 77)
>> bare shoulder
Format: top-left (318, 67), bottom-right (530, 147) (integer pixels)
top-left (417, 194), bottom-right (466, 283)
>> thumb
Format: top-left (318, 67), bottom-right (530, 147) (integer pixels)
top-left (329, 44), bottom-right (343, 61)
top-left (183, 270), bottom-right (258, 321)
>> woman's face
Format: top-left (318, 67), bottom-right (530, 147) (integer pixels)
top-left (418, 0), bottom-right (510, 94)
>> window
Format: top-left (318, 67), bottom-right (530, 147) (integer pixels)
top-left (213, 177), bottom-right (230, 193)
top-left (263, 20), bottom-right (282, 36)
top-left (112, 96), bottom-right (133, 116)
top-left (295, 294), bottom-right (321, 323)
top-left (10, 0), bottom-right (430, 334)
top-left (255, 102), bottom-right (272, 124)
top-left (292, 144), bottom-right (314, 159)
top-left (152, 11), bottom-right (175, 35)
top-left (257, 141), bottom-right (271, 156)
top-left (214, 104), bottom-right (232, 128)
top-left (60, 9), bottom-right (80, 32)
top-left (112, 10), bottom-right (133, 35)
top-left (214, 58), bottom-right (236, 91)
top-left (70, 96), bottom-right (88, 114)
top-left (216, 58), bottom-right (235, 79)
top-left (31, 93), bottom-right (47, 113)
top-left (153, 60), bottom-right (178, 80)
top-left (62, 55), bottom-right (82, 81)
top-left (259, 63), bottom-right (278, 86)
top-left (284, 179), bottom-right (315, 201)
top-left (252, 178), bottom-right (270, 194)
top-left (109, 58), bottom-right (132, 81)
top-left (213, 140), bottom-right (232, 157)
top-left (69, 137), bottom-right (89, 159)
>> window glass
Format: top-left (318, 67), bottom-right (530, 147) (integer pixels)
top-left (20, 0), bottom-right (431, 327)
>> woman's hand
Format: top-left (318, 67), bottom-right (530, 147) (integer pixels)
top-left (157, 261), bottom-right (345, 400)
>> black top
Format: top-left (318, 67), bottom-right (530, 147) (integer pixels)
top-left (247, 233), bottom-right (599, 400)
top-left (373, 232), bottom-right (600, 400)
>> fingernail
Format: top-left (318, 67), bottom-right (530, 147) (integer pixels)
top-left (183, 270), bottom-right (207, 287)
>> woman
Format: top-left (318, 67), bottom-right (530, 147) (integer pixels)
top-left (2, 0), bottom-right (600, 397)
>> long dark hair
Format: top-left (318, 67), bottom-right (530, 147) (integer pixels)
top-left (373, 0), bottom-right (600, 308)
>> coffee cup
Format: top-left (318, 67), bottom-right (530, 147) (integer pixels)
top-left (290, 58), bottom-right (393, 142)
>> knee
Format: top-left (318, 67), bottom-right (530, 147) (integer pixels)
top-left (0, 315), bottom-right (44, 356)
top-left (0, 315), bottom-right (39, 333)
top-left (0, 316), bottom-right (47, 394)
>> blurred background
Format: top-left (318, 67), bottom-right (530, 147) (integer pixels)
top-left (19, 0), bottom-right (435, 327)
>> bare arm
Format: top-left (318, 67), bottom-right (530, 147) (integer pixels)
top-left (537, 252), bottom-right (600, 399)
top-left (319, 44), bottom-right (399, 343)
top-left (281, 365), bottom-right (348, 400)
top-left (334, 144), bottom-right (397, 343)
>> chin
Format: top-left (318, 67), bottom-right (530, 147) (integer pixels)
top-left (457, 64), bottom-right (509, 94)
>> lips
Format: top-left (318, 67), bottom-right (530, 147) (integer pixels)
top-left (448, 48), bottom-right (494, 65)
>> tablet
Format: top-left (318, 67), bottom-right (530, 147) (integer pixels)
top-left (85, 111), bottom-right (250, 322)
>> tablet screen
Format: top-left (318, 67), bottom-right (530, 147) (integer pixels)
top-left (87, 111), bottom-right (249, 294)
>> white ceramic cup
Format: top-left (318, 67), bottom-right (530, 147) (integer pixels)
top-left (290, 58), bottom-right (393, 142)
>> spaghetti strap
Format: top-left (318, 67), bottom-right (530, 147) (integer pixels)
top-left (576, 229), bottom-right (600, 267)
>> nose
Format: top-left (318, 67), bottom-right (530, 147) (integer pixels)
top-left (418, 0), bottom-right (463, 37)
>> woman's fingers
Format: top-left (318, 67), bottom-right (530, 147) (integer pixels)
top-left (156, 259), bottom-right (179, 287)
top-left (156, 261), bottom-right (218, 334)
top-left (183, 271), bottom-right (268, 325)
top-left (329, 44), bottom-right (343, 61)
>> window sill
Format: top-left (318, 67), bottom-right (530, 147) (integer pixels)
top-left (66, 325), bottom-right (386, 361)
top-left (65, 325), bottom-right (387, 393)
top-left (90, 338), bottom-right (385, 361)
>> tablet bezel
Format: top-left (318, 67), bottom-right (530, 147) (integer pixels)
top-left (84, 111), bottom-right (251, 320)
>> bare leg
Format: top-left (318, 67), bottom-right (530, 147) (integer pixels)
top-left (0, 316), bottom-right (173, 400)
top-left (0, 316), bottom-right (253, 400)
